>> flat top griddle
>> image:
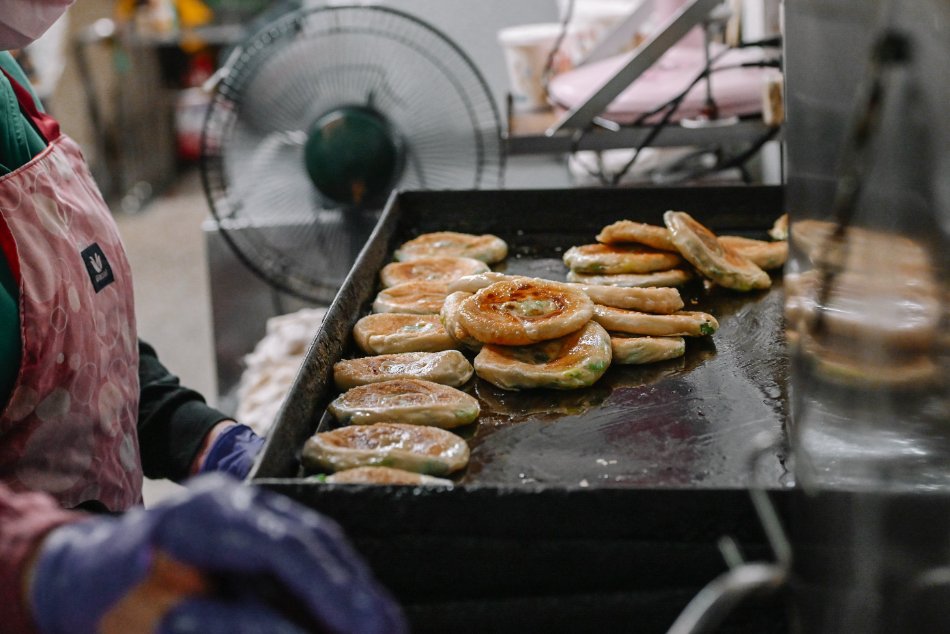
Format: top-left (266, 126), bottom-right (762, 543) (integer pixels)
top-left (249, 187), bottom-right (791, 631)
top-left (458, 255), bottom-right (787, 489)
top-left (253, 186), bottom-right (790, 491)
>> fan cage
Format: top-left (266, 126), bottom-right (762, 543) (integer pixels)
top-left (201, 5), bottom-right (505, 302)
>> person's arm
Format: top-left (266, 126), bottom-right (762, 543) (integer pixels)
top-left (136, 339), bottom-right (234, 482)
top-left (3, 476), bottom-right (405, 634)
top-left (0, 484), bottom-right (82, 634)
top-left (27, 474), bottom-right (407, 634)
top-left (137, 340), bottom-right (265, 482)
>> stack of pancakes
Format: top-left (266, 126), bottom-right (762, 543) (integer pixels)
top-left (302, 215), bottom-right (789, 486)
top-left (565, 212), bottom-right (788, 292)
top-left (785, 220), bottom-right (941, 388)
top-left (303, 232), bottom-right (509, 486)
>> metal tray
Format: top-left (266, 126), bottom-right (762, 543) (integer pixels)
top-left (252, 186), bottom-right (790, 633)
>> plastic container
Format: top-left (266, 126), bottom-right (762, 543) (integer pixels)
top-left (497, 23), bottom-right (577, 111)
top-left (562, 0), bottom-right (645, 59)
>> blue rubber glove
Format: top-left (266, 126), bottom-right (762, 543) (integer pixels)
top-left (29, 473), bottom-right (406, 634)
top-left (199, 424), bottom-right (266, 479)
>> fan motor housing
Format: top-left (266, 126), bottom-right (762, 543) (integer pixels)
top-left (304, 106), bottom-right (404, 208)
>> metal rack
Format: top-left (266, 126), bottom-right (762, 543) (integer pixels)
top-left (504, 0), bottom-right (780, 158)
top-left (506, 106), bottom-right (775, 155)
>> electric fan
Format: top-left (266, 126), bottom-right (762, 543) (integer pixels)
top-left (201, 4), bottom-right (504, 302)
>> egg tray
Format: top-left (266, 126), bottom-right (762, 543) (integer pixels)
top-left (251, 186), bottom-right (790, 633)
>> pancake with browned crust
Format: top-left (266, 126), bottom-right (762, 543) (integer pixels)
top-left (372, 281), bottom-right (449, 314)
top-left (328, 378), bottom-right (479, 428)
top-left (593, 305), bottom-right (718, 337)
top-left (395, 231), bottom-right (508, 263)
top-left (457, 278), bottom-right (594, 345)
top-left (789, 219), bottom-right (835, 263)
top-left (325, 466), bottom-right (454, 486)
top-left (450, 273), bottom-right (685, 313)
top-left (566, 269), bottom-right (693, 287)
top-left (769, 214), bottom-right (788, 241)
top-left (563, 243), bottom-right (683, 274)
top-left (447, 271), bottom-right (517, 293)
top-left (596, 220), bottom-right (679, 251)
top-left (784, 268), bottom-right (939, 352)
top-left (790, 220), bottom-right (931, 276)
top-left (474, 321), bottom-right (612, 391)
top-left (333, 350), bottom-right (473, 390)
top-left (717, 236), bottom-right (788, 271)
top-left (566, 283), bottom-right (684, 313)
top-left (610, 335), bottom-right (686, 364)
top-left (380, 256), bottom-right (489, 287)
top-left (788, 330), bottom-right (938, 389)
top-left (302, 423), bottom-right (469, 475)
top-left (440, 291), bottom-right (483, 350)
top-left (353, 314), bottom-right (458, 354)
top-left (664, 211), bottom-right (770, 291)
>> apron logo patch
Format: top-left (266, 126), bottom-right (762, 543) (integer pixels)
top-left (81, 243), bottom-right (115, 293)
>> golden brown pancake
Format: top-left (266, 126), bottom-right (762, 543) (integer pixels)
top-left (372, 281), bottom-right (449, 314)
top-left (379, 256), bottom-right (489, 288)
top-left (333, 350), bottom-right (473, 390)
top-left (610, 335), bottom-right (686, 364)
top-left (717, 236), bottom-right (788, 270)
top-left (440, 291), bottom-right (483, 350)
top-left (474, 321), bottom-right (612, 391)
top-left (324, 466), bottom-right (454, 486)
top-left (789, 218), bottom-right (835, 263)
top-left (664, 210), bottom-right (771, 291)
top-left (791, 220), bottom-right (932, 277)
top-left (301, 423), bottom-right (470, 475)
top-left (815, 353), bottom-right (938, 389)
top-left (566, 269), bottom-right (693, 287)
top-left (784, 222), bottom-right (941, 388)
top-left (596, 220), bottom-right (679, 251)
top-left (563, 243), bottom-right (683, 274)
top-left (566, 283), bottom-right (684, 314)
top-left (447, 271), bottom-right (517, 293)
top-left (395, 231), bottom-right (508, 263)
top-left (789, 331), bottom-right (938, 390)
top-left (353, 314), bottom-right (458, 354)
top-left (451, 273), bottom-right (685, 313)
top-left (328, 378), bottom-right (480, 428)
top-left (768, 213), bottom-right (788, 241)
top-left (457, 278), bottom-right (594, 345)
top-left (784, 269), bottom-right (939, 352)
top-left (593, 305), bottom-right (719, 337)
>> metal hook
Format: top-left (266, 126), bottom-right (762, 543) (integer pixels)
top-left (666, 563), bottom-right (787, 634)
top-left (664, 432), bottom-right (791, 634)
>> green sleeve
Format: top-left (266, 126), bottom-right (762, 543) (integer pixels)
top-left (137, 340), bottom-right (231, 482)
top-left (0, 51), bottom-right (43, 407)
top-left (0, 52), bottom-right (47, 176)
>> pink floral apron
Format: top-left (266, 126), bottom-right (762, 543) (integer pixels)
top-left (0, 70), bottom-right (142, 511)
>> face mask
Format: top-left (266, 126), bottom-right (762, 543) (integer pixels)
top-left (0, 0), bottom-right (75, 50)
